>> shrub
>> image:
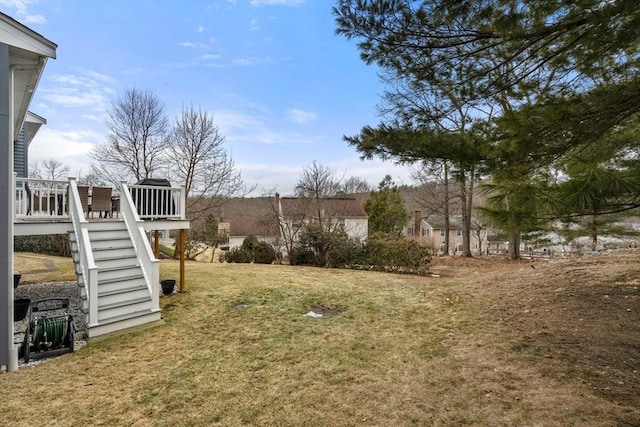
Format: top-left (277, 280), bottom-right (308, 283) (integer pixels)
top-left (289, 246), bottom-right (316, 266)
top-left (241, 235), bottom-right (260, 252)
top-left (14, 235), bottom-right (70, 257)
top-left (253, 241), bottom-right (276, 264)
top-left (296, 225), bottom-right (359, 267)
top-left (224, 236), bottom-right (277, 264)
top-left (357, 232), bottom-right (431, 275)
top-left (224, 247), bottom-right (252, 263)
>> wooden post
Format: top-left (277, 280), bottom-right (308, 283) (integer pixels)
top-left (154, 230), bottom-right (159, 258)
top-left (179, 228), bottom-right (185, 291)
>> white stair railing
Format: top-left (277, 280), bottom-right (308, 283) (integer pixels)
top-left (68, 178), bottom-right (99, 327)
top-left (119, 182), bottom-right (160, 312)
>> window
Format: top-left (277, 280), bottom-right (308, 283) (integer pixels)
top-left (440, 230), bottom-right (445, 237)
top-left (338, 218), bottom-right (345, 229)
top-left (422, 228), bottom-right (427, 237)
top-left (407, 227), bottom-right (414, 236)
top-left (456, 229), bottom-right (462, 236)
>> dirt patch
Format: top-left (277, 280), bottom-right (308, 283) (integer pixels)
top-left (440, 251), bottom-right (640, 413)
top-left (307, 304), bottom-right (347, 317)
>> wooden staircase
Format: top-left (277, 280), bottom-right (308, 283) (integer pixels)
top-left (69, 220), bottom-right (162, 338)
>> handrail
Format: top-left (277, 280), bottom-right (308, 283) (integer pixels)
top-left (68, 178), bottom-right (99, 327)
top-left (127, 184), bottom-right (185, 220)
top-left (120, 182), bottom-right (160, 311)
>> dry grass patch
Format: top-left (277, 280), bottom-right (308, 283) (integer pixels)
top-left (14, 252), bottom-right (76, 284)
top-left (1, 255), bottom-right (638, 426)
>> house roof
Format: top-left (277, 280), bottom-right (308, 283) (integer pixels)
top-left (198, 196), bottom-right (368, 238)
top-left (227, 215), bottom-right (279, 237)
top-left (205, 197), bottom-right (278, 237)
top-left (0, 12), bottom-right (57, 140)
top-left (25, 111), bottom-right (46, 145)
top-left (422, 214), bottom-right (463, 230)
top-left (279, 196), bottom-right (367, 219)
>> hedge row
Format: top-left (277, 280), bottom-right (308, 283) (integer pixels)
top-left (291, 229), bottom-right (432, 275)
top-left (222, 231), bottom-right (432, 275)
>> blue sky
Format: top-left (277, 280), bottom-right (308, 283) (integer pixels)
top-left (2, 0), bottom-right (414, 195)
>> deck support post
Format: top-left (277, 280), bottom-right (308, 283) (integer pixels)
top-left (179, 229), bottom-right (185, 291)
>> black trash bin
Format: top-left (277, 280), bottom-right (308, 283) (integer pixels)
top-left (132, 178), bottom-right (175, 218)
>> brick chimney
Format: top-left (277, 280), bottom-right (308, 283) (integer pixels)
top-left (414, 210), bottom-right (421, 240)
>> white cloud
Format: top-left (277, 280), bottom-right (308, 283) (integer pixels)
top-left (197, 54), bottom-right (222, 61)
top-left (285, 108), bottom-right (317, 125)
top-left (22, 13), bottom-right (45, 24)
top-left (197, 25), bottom-right (207, 33)
top-left (250, 19), bottom-right (260, 31)
top-left (41, 71), bottom-right (113, 110)
top-left (178, 41), bottom-right (196, 48)
top-left (235, 156), bottom-right (416, 197)
top-left (0, 0), bottom-right (46, 24)
top-left (29, 128), bottom-right (100, 177)
top-left (330, 157), bottom-right (416, 188)
top-left (215, 110), bottom-right (314, 145)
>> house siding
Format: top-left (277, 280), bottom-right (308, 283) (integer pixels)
top-left (13, 126), bottom-right (26, 177)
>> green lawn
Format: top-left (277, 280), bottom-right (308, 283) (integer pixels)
top-left (1, 257), bottom-right (637, 426)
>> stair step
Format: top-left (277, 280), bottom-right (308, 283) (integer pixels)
top-left (98, 297), bottom-right (153, 321)
top-left (98, 265), bottom-right (142, 282)
top-left (98, 286), bottom-right (151, 306)
top-left (99, 295), bottom-right (151, 311)
top-left (99, 283), bottom-right (148, 297)
top-left (86, 310), bottom-right (162, 339)
top-left (78, 273), bottom-right (145, 287)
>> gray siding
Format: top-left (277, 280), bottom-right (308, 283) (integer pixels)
top-left (13, 126), bottom-right (26, 177)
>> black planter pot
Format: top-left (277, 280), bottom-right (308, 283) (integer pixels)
top-left (161, 279), bottom-right (176, 295)
top-left (14, 274), bottom-right (21, 289)
top-left (14, 298), bottom-right (30, 321)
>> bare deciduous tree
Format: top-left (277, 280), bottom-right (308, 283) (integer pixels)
top-left (29, 159), bottom-right (70, 180)
top-left (91, 87), bottom-right (169, 185)
top-left (295, 161), bottom-right (342, 200)
top-left (165, 104), bottom-right (251, 216)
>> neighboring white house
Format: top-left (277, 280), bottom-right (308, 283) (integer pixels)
top-left (404, 210), bottom-right (488, 255)
top-left (276, 193), bottom-right (369, 245)
top-left (205, 195), bottom-right (369, 255)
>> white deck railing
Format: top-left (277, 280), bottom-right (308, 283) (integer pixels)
top-left (127, 183), bottom-right (185, 220)
top-left (14, 177), bottom-right (186, 222)
top-left (15, 177), bottom-right (69, 219)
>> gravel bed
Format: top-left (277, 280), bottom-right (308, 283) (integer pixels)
top-left (13, 281), bottom-right (87, 367)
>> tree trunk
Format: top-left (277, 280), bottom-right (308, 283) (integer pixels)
top-left (460, 167), bottom-right (474, 258)
top-left (508, 232), bottom-right (520, 260)
top-left (443, 162), bottom-right (450, 255)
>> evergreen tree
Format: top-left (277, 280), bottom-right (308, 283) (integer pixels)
top-left (365, 175), bottom-right (411, 237)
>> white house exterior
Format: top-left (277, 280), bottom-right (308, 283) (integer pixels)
top-left (276, 194), bottom-right (369, 245)
top-left (405, 210), bottom-right (487, 255)
top-left (1, 13), bottom-right (190, 372)
top-left (0, 12), bottom-right (57, 372)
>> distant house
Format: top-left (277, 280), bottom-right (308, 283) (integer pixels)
top-left (206, 194), bottom-right (369, 254)
top-left (205, 197), bottom-right (279, 250)
top-left (276, 193), bottom-right (368, 244)
top-left (404, 210), bottom-right (487, 255)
